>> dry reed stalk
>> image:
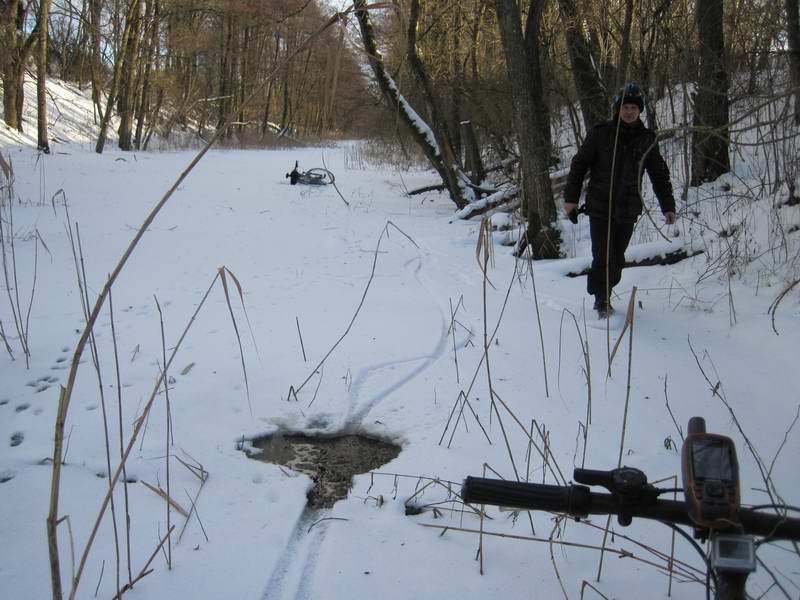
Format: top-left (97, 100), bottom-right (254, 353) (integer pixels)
top-left (449, 298), bottom-right (460, 383)
top-left (768, 278), bottom-right (800, 335)
top-left (549, 518), bottom-right (570, 600)
top-left (663, 375), bottom-right (684, 444)
top-left (174, 452), bottom-right (209, 482)
top-left (307, 365), bottom-right (324, 408)
top-left (490, 390), bottom-right (567, 485)
top-left (445, 391), bottom-right (492, 448)
top-left (107, 287), bottom-right (133, 587)
top-left (580, 580), bottom-right (610, 599)
top-left (291, 221), bottom-right (418, 397)
top-left (0, 318), bottom-right (14, 359)
top-left (295, 316), bottom-right (307, 362)
top-left (111, 526), bottom-right (175, 600)
top-left (46, 7), bottom-right (360, 593)
top-left (477, 222), bottom-right (521, 481)
top-left (154, 298), bottom-right (173, 569)
top-left (755, 556), bottom-right (794, 600)
top-left (597, 288), bottom-right (637, 582)
top-left (139, 481), bottom-right (189, 518)
top-left (576, 516), bottom-right (703, 582)
top-left (654, 475), bottom-right (680, 596)
top-left (58, 515), bottom-right (76, 588)
top-left (62, 272), bottom-right (220, 600)
top-left (557, 308), bottom-right (593, 466)
top-left (478, 464), bottom-right (486, 575)
top-left (0, 198), bottom-right (34, 366)
top-left (524, 244), bottom-right (549, 397)
top-left (70, 223), bottom-right (123, 594)
top-left (418, 522), bottom-right (682, 574)
top-left (687, 339), bottom-right (781, 506)
top-left (94, 559), bottom-right (105, 597)
top-left (218, 267), bottom-right (253, 415)
top-left (182, 488), bottom-right (209, 543)
top-left (607, 287), bottom-right (637, 371)
top-left (321, 153), bottom-right (350, 207)
top-left (438, 256), bottom-right (516, 445)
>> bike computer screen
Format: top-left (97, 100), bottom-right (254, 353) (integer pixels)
top-left (682, 432), bottom-right (740, 528)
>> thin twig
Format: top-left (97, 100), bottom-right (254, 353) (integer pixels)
top-left (295, 316), bottom-right (308, 362)
top-left (107, 286), bottom-right (134, 588)
top-left (291, 221), bottom-right (419, 396)
top-left (112, 526), bottom-right (175, 600)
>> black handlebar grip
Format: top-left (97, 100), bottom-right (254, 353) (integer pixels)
top-left (573, 469), bottom-right (614, 488)
top-left (738, 509), bottom-right (800, 541)
top-left (461, 477), bottom-right (591, 517)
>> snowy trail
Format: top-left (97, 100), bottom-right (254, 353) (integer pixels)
top-left (343, 251), bottom-right (470, 428)
top-left (259, 508), bottom-right (329, 600)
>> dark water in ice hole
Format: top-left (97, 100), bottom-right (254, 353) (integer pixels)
top-left (245, 433), bottom-right (401, 508)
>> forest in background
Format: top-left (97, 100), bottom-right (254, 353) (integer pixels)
top-left (2, 0), bottom-right (799, 254)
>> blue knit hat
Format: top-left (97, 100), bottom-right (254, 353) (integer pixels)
top-left (613, 82), bottom-right (645, 113)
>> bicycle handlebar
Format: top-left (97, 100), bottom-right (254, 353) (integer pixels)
top-left (462, 476), bottom-right (800, 541)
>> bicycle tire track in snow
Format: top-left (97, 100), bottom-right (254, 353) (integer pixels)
top-left (259, 508), bottom-right (328, 600)
top-left (343, 252), bottom-right (469, 428)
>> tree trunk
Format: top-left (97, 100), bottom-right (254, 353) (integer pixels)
top-left (353, 0), bottom-right (469, 208)
top-left (523, 0), bottom-right (554, 162)
top-left (691, 0), bottom-right (730, 185)
top-left (406, 0), bottom-right (468, 207)
top-left (118, 0), bottom-right (143, 150)
top-left (556, 0), bottom-right (608, 131)
top-left (616, 0), bottom-right (635, 88)
top-left (36, 0), bottom-right (52, 153)
top-left (325, 23), bottom-right (345, 131)
top-left (787, 0), bottom-right (800, 124)
top-left (494, 0), bottom-right (560, 258)
top-left (262, 31), bottom-right (281, 135)
top-left (96, 0), bottom-right (142, 153)
top-left (2, 0), bottom-right (37, 131)
top-left (217, 15), bottom-right (233, 132)
top-left (89, 0), bottom-right (103, 121)
top-left (134, 0), bottom-right (159, 149)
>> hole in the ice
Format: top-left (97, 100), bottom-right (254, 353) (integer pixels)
top-left (245, 432), bottom-right (400, 508)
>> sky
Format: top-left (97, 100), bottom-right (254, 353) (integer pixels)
top-left (1, 77), bottom-right (799, 600)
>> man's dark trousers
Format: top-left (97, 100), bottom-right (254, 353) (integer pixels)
top-left (587, 216), bottom-right (635, 301)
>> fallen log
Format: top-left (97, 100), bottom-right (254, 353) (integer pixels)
top-left (566, 248), bottom-right (705, 277)
top-left (451, 187), bottom-right (520, 220)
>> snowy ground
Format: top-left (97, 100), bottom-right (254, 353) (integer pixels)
top-left (1, 80), bottom-right (799, 600)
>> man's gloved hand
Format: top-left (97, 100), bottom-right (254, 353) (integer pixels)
top-left (565, 203), bottom-right (585, 224)
top-left (663, 211), bottom-right (676, 225)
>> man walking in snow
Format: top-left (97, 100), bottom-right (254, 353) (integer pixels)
top-left (563, 83), bottom-right (676, 317)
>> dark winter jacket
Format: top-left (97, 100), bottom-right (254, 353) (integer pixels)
top-left (564, 119), bottom-right (675, 223)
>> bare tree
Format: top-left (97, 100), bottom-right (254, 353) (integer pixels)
top-left (353, 0), bottom-right (470, 208)
top-left (36, 0), bottom-right (53, 153)
top-left (494, 0), bottom-right (560, 257)
top-left (1, 0), bottom-right (37, 130)
top-left (557, 0), bottom-right (608, 131)
top-left (787, 0), bottom-right (800, 124)
top-left (691, 0), bottom-right (731, 185)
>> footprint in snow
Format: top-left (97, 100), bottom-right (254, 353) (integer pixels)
top-left (15, 403), bottom-right (30, 413)
top-left (0, 470), bottom-right (17, 483)
top-left (0, 399), bottom-right (8, 406)
top-left (10, 432), bottom-right (24, 447)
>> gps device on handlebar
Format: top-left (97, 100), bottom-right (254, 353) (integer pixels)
top-left (681, 416), bottom-right (741, 529)
top-left (460, 416), bottom-right (800, 600)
